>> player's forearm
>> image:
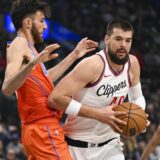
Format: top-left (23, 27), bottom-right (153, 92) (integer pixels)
top-left (141, 130), bottom-right (160, 160)
top-left (2, 60), bottom-right (36, 96)
top-left (47, 50), bottom-right (78, 82)
top-left (128, 82), bottom-right (146, 110)
top-left (78, 104), bottom-right (99, 119)
top-left (141, 143), bottom-right (155, 160)
top-left (48, 95), bottom-right (70, 111)
top-left (48, 94), bottom-right (99, 120)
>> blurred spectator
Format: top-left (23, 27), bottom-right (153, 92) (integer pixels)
top-left (0, 123), bottom-right (10, 150)
top-left (6, 125), bottom-right (26, 160)
top-left (134, 141), bottom-right (146, 160)
top-left (149, 146), bottom-right (160, 160)
top-left (0, 139), bottom-right (5, 159)
top-left (6, 148), bottom-right (19, 160)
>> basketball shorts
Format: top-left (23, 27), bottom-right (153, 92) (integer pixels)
top-left (22, 118), bottom-right (72, 160)
top-left (68, 137), bottom-right (124, 160)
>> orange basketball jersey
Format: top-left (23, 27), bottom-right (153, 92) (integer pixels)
top-left (16, 46), bottom-right (62, 124)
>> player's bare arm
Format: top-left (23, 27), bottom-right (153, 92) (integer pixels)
top-left (128, 55), bottom-right (148, 128)
top-left (47, 38), bottom-right (98, 83)
top-left (2, 38), bottom-right (33, 96)
top-left (48, 55), bottom-right (102, 109)
top-left (129, 54), bottom-right (140, 86)
top-left (2, 38), bottom-right (59, 96)
top-left (48, 55), bottom-right (127, 133)
top-left (141, 126), bottom-right (160, 160)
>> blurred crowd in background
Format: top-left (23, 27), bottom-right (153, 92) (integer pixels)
top-left (0, 0), bottom-right (160, 159)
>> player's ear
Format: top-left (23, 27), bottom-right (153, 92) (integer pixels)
top-left (23, 17), bottom-right (32, 30)
top-left (104, 35), bottom-right (109, 45)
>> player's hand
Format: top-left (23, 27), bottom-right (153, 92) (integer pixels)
top-left (97, 106), bottom-right (127, 133)
top-left (142, 114), bottom-right (150, 133)
top-left (73, 37), bottom-right (98, 59)
top-left (33, 44), bottom-right (60, 64)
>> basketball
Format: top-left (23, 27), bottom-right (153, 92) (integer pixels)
top-left (114, 102), bottom-right (147, 137)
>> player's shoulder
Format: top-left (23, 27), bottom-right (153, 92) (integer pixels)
top-left (129, 54), bottom-right (139, 66)
top-left (7, 37), bottom-right (30, 56)
top-left (75, 55), bottom-right (104, 73)
top-left (82, 54), bottom-right (103, 67)
top-left (8, 37), bottom-right (28, 50)
top-left (129, 54), bottom-right (140, 75)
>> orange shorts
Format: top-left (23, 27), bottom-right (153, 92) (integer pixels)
top-left (22, 118), bottom-right (72, 160)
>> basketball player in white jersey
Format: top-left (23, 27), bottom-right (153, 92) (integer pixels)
top-left (48, 19), bottom-right (146, 160)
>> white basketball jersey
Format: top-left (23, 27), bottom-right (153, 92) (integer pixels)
top-left (64, 49), bottom-right (131, 143)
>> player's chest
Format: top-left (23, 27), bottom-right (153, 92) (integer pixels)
top-left (90, 75), bottom-right (130, 98)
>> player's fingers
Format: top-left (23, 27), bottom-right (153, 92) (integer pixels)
top-left (82, 37), bottom-right (88, 40)
top-left (80, 37), bottom-right (88, 43)
top-left (114, 117), bottom-right (127, 126)
top-left (35, 50), bottom-right (48, 63)
top-left (86, 40), bottom-right (98, 47)
top-left (85, 48), bottom-right (96, 53)
top-left (50, 44), bottom-right (60, 52)
top-left (110, 122), bottom-right (123, 133)
top-left (46, 44), bottom-right (60, 52)
top-left (49, 53), bottom-right (59, 60)
top-left (47, 43), bottom-right (59, 48)
top-left (114, 111), bottom-right (128, 116)
top-left (146, 120), bottom-right (150, 126)
top-left (142, 119), bottom-right (149, 133)
top-left (40, 50), bottom-right (48, 56)
top-left (141, 128), bottom-right (146, 133)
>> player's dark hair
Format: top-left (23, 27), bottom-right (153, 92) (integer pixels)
top-left (11, 0), bottom-right (51, 30)
top-left (106, 19), bottom-right (134, 36)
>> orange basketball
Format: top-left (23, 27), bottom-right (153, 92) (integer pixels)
top-left (114, 102), bottom-right (147, 137)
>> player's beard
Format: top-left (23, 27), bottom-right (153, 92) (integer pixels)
top-left (108, 46), bottom-right (129, 65)
top-left (31, 24), bottom-right (43, 43)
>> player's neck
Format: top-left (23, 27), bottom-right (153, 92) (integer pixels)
top-left (104, 47), bottom-right (124, 73)
top-left (108, 58), bottom-right (123, 73)
top-left (17, 30), bottom-right (35, 46)
top-left (105, 50), bottom-right (123, 73)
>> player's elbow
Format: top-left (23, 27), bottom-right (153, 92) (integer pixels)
top-left (2, 85), bottom-right (13, 96)
top-left (48, 94), bottom-right (60, 110)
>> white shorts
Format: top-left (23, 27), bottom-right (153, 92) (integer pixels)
top-left (68, 138), bottom-right (124, 160)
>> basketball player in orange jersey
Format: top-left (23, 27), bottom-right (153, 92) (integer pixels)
top-left (48, 19), bottom-right (148, 160)
top-left (2, 0), bottom-right (99, 159)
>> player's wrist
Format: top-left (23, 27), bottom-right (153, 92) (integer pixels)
top-left (65, 99), bottom-right (81, 116)
top-left (71, 49), bottom-right (81, 60)
top-left (31, 57), bottom-right (40, 66)
top-left (78, 105), bottom-right (99, 120)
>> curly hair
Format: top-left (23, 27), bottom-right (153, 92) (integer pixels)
top-left (11, 0), bottom-right (51, 30)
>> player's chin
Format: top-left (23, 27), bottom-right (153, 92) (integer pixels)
top-left (117, 54), bottom-right (126, 60)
